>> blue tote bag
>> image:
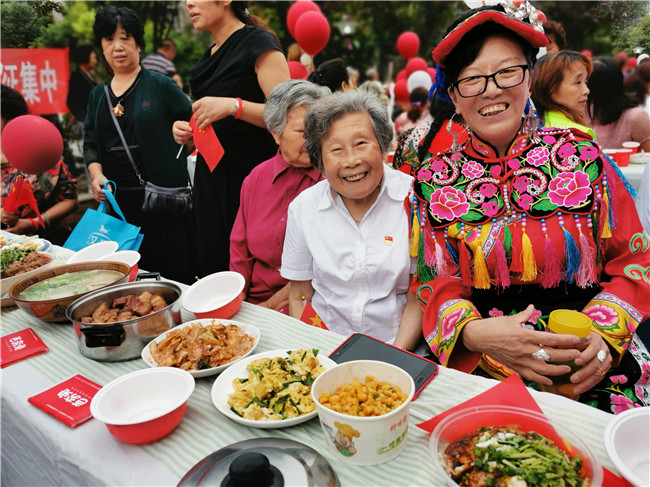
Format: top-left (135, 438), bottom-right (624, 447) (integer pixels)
top-left (64, 181), bottom-right (144, 252)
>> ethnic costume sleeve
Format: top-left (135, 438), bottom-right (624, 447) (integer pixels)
top-left (580, 157), bottom-right (650, 367)
top-left (409, 126), bottom-right (650, 375)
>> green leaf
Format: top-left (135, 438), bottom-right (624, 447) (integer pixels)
top-left (531, 198), bottom-right (558, 212)
top-left (462, 209), bottom-right (484, 222)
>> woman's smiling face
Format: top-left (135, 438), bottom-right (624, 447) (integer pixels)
top-left (449, 34), bottom-right (532, 156)
top-left (321, 112), bottom-right (384, 207)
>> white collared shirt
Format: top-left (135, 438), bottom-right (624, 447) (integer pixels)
top-left (281, 165), bottom-right (415, 343)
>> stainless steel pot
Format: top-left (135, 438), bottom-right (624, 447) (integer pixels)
top-left (66, 278), bottom-right (182, 362)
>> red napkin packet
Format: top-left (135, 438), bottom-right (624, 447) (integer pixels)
top-left (417, 374), bottom-right (632, 486)
top-left (1, 328), bottom-right (48, 368)
top-left (189, 115), bottom-right (224, 172)
top-left (28, 374), bottom-right (102, 428)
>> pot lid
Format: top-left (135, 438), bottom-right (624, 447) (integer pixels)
top-left (177, 438), bottom-right (339, 487)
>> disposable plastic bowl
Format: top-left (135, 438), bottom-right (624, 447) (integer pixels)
top-left (182, 271), bottom-right (245, 319)
top-left (98, 250), bottom-right (141, 281)
top-left (604, 407), bottom-right (650, 486)
top-left (90, 367), bottom-right (195, 445)
top-left (429, 405), bottom-right (602, 486)
top-left (617, 148), bottom-right (633, 167)
top-left (66, 241), bottom-right (119, 264)
top-left (311, 360), bottom-right (415, 466)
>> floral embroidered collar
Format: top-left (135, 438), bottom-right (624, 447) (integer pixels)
top-left (413, 126), bottom-right (604, 228)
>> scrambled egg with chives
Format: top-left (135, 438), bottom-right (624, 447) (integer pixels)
top-left (227, 348), bottom-right (324, 421)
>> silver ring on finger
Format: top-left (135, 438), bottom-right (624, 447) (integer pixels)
top-left (532, 348), bottom-right (551, 362)
top-left (597, 349), bottom-right (607, 362)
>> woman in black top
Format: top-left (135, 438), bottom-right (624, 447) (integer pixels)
top-left (173, 1), bottom-right (289, 277)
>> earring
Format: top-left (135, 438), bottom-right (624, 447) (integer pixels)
top-left (523, 97), bottom-right (540, 142)
top-left (447, 113), bottom-right (469, 152)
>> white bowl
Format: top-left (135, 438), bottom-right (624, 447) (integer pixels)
top-left (90, 367), bottom-right (195, 445)
top-left (311, 360), bottom-right (415, 465)
top-left (141, 318), bottom-right (260, 378)
top-left (604, 407), bottom-right (650, 486)
top-left (182, 271), bottom-right (245, 319)
top-left (66, 241), bottom-right (119, 264)
top-left (98, 250), bottom-right (140, 267)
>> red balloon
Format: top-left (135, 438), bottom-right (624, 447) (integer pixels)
top-left (287, 1), bottom-right (321, 40)
top-left (405, 57), bottom-right (428, 76)
top-left (395, 70), bottom-right (408, 82)
top-left (536, 9), bottom-right (547, 24)
top-left (288, 61), bottom-right (308, 80)
top-left (294, 11), bottom-right (330, 56)
top-left (2, 115), bottom-right (63, 174)
top-left (427, 67), bottom-right (436, 81)
top-left (394, 79), bottom-right (409, 103)
top-left (396, 31), bottom-right (420, 59)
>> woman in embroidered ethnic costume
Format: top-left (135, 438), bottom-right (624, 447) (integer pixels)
top-left (409, 2), bottom-right (650, 412)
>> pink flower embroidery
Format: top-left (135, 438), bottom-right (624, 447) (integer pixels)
top-left (490, 165), bottom-right (502, 177)
top-left (507, 158), bottom-right (520, 170)
top-left (461, 160), bottom-right (484, 179)
top-left (579, 145), bottom-right (599, 162)
top-left (441, 308), bottom-right (466, 341)
top-left (640, 363), bottom-right (650, 386)
top-left (431, 159), bottom-right (449, 172)
top-left (516, 193), bottom-right (533, 210)
top-left (609, 375), bottom-right (628, 385)
top-left (417, 168), bottom-right (432, 182)
top-left (479, 183), bottom-right (498, 198)
top-left (526, 147), bottom-right (549, 167)
top-left (583, 303), bottom-right (619, 326)
top-left (450, 152), bottom-right (462, 162)
top-left (489, 308), bottom-right (504, 317)
top-left (513, 175), bottom-right (530, 193)
top-left (429, 187), bottom-right (470, 221)
top-left (548, 171), bottom-right (592, 207)
top-left (528, 308), bottom-right (542, 324)
top-left (557, 143), bottom-right (577, 159)
top-left (481, 201), bottom-right (499, 217)
top-left (611, 394), bottom-right (639, 414)
top-left (542, 135), bottom-right (556, 144)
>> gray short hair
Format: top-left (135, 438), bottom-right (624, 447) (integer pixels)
top-left (304, 89), bottom-right (394, 170)
top-left (263, 80), bottom-right (330, 135)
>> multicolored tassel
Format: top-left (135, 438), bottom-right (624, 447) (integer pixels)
top-left (575, 216), bottom-right (597, 288)
top-left (600, 187), bottom-right (613, 238)
top-left (409, 212), bottom-right (419, 257)
top-left (540, 219), bottom-right (562, 288)
top-left (520, 228), bottom-right (538, 281)
top-left (492, 238), bottom-right (510, 288)
top-left (417, 228), bottom-right (435, 283)
top-left (472, 245), bottom-right (491, 289)
top-left (444, 227), bottom-right (459, 265)
top-left (458, 240), bottom-right (472, 288)
top-left (503, 225), bottom-right (513, 259)
top-left (509, 225), bottom-right (523, 273)
top-left (427, 230), bottom-right (449, 277)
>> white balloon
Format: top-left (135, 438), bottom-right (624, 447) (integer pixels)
top-left (300, 53), bottom-right (313, 66)
top-left (407, 70), bottom-right (432, 93)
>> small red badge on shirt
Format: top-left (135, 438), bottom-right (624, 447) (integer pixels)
top-left (384, 235), bottom-right (394, 246)
top-left (1, 328), bottom-right (48, 368)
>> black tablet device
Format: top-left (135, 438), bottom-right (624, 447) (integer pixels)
top-left (328, 333), bottom-right (438, 400)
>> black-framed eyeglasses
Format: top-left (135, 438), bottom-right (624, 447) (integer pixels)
top-left (451, 64), bottom-right (529, 98)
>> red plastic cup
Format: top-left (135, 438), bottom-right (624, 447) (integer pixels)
top-left (622, 141), bottom-right (640, 154)
top-left (617, 149), bottom-right (633, 167)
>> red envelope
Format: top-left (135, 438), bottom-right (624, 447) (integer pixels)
top-left (28, 374), bottom-right (102, 428)
top-left (189, 115), bottom-right (224, 172)
top-left (1, 328), bottom-right (48, 368)
top-left (417, 374), bottom-right (632, 486)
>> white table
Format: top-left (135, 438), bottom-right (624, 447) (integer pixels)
top-left (1, 245), bottom-right (620, 486)
top-left (620, 162), bottom-right (646, 191)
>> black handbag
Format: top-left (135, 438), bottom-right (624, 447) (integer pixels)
top-left (104, 84), bottom-right (193, 216)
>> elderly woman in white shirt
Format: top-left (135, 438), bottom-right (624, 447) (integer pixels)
top-left (281, 90), bottom-right (423, 351)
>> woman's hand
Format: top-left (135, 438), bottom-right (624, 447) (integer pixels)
top-left (462, 304), bottom-right (584, 386)
top-left (191, 97), bottom-right (235, 130)
top-left (91, 173), bottom-right (108, 202)
top-left (1, 209), bottom-right (19, 227)
top-left (173, 120), bottom-right (193, 145)
top-left (7, 218), bottom-right (36, 235)
top-left (568, 332), bottom-right (613, 395)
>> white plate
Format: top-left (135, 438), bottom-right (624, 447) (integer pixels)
top-left (0, 232), bottom-right (50, 252)
top-left (1, 251), bottom-right (55, 296)
top-left (141, 318), bottom-right (260, 379)
top-left (629, 152), bottom-right (650, 165)
top-left (211, 349), bottom-right (336, 429)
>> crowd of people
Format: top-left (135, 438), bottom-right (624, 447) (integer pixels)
top-left (2, 0), bottom-right (649, 415)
